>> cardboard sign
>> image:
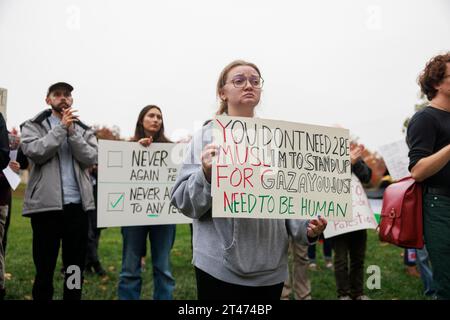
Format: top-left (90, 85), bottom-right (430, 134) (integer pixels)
top-left (211, 116), bottom-right (352, 220)
top-left (324, 174), bottom-right (378, 238)
top-left (97, 140), bottom-right (191, 227)
top-left (378, 140), bottom-right (410, 181)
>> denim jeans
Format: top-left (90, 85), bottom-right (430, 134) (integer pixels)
top-left (423, 193), bottom-right (450, 300)
top-left (118, 224), bottom-right (176, 300)
top-left (416, 245), bottom-right (435, 297)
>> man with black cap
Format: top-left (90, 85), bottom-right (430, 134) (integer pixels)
top-left (20, 82), bottom-right (98, 300)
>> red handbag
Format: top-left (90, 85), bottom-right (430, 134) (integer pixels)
top-left (379, 176), bottom-right (424, 249)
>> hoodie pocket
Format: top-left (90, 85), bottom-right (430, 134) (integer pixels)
top-left (223, 220), bottom-right (289, 276)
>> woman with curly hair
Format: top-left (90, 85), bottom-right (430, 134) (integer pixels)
top-left (407, 52), bottom-right (450, 300)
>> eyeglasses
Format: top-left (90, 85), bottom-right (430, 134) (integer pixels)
top-left (227, 75), bottom-right (264, 89)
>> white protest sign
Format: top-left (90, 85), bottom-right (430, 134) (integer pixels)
top-left (2, 166), bottom-right (20, 190)
top-left (324, 174), bottom-right (377, 238)
top-left (97, 140), bottom-right (192, 227)
top-left (9, 150), bottom-right (17, 161)
top-left (378, 139), bottom-right (410, 181)
top-left (211, 116), bottom-right (352, 220)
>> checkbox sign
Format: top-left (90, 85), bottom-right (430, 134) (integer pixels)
top-left (107, 151), bottom-right (123, 167)
top-left (111, 194), bottom-right (124, 208)
top-left (108, 193), bottom-right (125, 211)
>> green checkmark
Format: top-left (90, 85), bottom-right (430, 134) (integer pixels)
top-left (110, 194), bottom-right (124, 208)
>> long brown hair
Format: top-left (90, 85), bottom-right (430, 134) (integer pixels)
top-left (133, 105), bottom-right (171, 142)
top-left (216, 60), bottom-right (262, 115)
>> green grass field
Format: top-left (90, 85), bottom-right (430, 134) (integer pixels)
top-left (3, 184), bottom-right (427, 300)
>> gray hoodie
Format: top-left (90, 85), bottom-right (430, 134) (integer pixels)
top-left (20, 109), bottom-right (98, 216)
top-left (171, 121), bottom-right (315, 287)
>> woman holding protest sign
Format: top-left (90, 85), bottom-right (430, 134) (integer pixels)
top-left (118, 105), bottom-right (176, 300)
top-left (171, 60), bottom-right (327, 300)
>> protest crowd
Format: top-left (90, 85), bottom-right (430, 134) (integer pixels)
top-left (1, 52), bottom-right (449, 301)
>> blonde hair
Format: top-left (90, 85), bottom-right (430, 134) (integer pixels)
top-left (216, 60), bottom-right (262, 115)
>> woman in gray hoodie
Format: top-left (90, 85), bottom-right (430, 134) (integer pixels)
top-left (171, 60), bottom-right (327, 300)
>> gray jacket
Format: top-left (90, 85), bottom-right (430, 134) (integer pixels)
top-left (171, 122), bottom-right (315, 287)
top-left (20, 109), bottom-right (98, 216)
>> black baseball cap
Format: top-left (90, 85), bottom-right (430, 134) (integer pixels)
top-left (47, 82), bottom-right (74, 96)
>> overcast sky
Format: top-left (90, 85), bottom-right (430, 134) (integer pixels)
top-left (1, 0), bottom-right (449, 151)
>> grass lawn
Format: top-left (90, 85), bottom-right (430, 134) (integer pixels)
top-left (3, 184), bottom-right (427, 300)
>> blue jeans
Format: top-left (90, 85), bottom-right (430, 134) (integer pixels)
top-left (118, 224), bottom-right (176, 300)
top-left (416, 245), bottom-right (435, 297)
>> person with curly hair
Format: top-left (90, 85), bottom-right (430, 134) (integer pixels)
top-left (407, 52), bottom-right (450, 300)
